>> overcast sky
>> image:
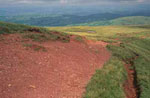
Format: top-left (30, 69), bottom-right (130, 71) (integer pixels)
top-left (0, 0), bottom-right (150, 6)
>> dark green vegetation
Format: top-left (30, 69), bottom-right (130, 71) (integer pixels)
top-left (0, 21), bottom-right (70, 42)
top-left (0, 21), bottom-right (31, 34)
top-left (73, 16), bottom-right (150, 26)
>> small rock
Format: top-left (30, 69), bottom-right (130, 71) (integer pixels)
top-left (29, 85), bottom-right (36, 89)
top-left (8, 84), bottom-right (12, 87)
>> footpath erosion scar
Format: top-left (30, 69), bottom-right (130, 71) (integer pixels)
top-left (0, 34), bottom-right (110, 98)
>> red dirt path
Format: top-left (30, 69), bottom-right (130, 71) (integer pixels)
top-left (0, 34), bottom-right (110, 98)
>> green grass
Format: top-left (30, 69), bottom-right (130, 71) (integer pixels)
top-left (48, 25), bottom-right (150, 42)
top-left (0, 21), bottom-right (70, 42)
top-left (74, 36), bottom-right (84, 42)
top-left (22, 33), bottom-right (59, 42)
top-left (0, 21), bottom-right (50, 34)
top-left (49, 25), bottom-right (150, 98)
top-left (0, 21), bottom-right (36, 34)
top-left (23, 43), bottom-right (47, 52)
top-left (83, 57), bottom-right (126, 98)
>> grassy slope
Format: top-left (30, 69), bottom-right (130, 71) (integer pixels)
top-left (0, 21), bottom-right (51, 34)
top-left (0, 21), bottom-right (70, 42)
top-left (48, 26), bottom-right (150, 98)
top-left (72, 16), bottom-right (150, 26)
top-left (48, 25), bottom-right (150, 42)
top-left (1, 21), bottom-right (150, 98)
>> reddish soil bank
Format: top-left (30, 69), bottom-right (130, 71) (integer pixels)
top-left (0, 34), bottom-right (110, 98)
top-left (123, 56), bottom-right (140, 98)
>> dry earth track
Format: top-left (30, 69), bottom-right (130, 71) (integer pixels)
top-left (0, 34), bottom-right (110, 98)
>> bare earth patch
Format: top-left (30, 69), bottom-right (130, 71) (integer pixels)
top-left (0, 34), bottom-right (110, 98)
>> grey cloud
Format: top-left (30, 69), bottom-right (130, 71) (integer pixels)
top-left (0, 0), bottom-right (149, 5)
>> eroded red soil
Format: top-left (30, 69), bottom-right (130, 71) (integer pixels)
top-left (0, 34), bottom-right (110, 98)
top-left (123, 56), bottom-right (140, 98)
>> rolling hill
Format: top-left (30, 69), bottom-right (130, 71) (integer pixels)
top-left (72, 16), bottom-right (150, 26)
top-left (1, 12), bottom-right (150, 26)
top-left (0, 13), bottom-right (124, 26)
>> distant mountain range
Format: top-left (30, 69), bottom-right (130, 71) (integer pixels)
top-left (1, 10), bottom-right (150, 26)
top-left (71, 16), bottom-right (150, 26)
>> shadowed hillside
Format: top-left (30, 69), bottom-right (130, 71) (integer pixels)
top-left (72, 16), bottom-right (150, 26)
